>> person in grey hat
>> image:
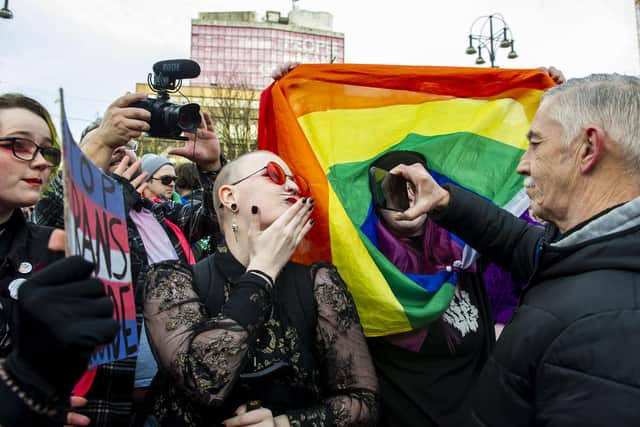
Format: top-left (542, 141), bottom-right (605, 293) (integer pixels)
top-left (140, 154), bottom-right (176, 200)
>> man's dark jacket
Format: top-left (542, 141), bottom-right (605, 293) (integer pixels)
top-left (433, 185), bottom-right (640, 427)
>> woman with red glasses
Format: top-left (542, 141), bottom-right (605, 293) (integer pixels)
top-left (142, 150), bottom-right (378, 426)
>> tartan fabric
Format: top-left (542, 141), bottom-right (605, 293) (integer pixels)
top-left (33, 170), bottom-right (219, 426)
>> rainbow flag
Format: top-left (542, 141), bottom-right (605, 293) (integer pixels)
top-left (258, 64), bottom-right (555, 336)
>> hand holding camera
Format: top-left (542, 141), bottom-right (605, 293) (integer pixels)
top-left (90, 92), bottom-right (151, 150)
top-left (130, 59), bottom-right (202, 140)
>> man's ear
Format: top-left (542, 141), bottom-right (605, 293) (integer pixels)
top-left (580, 126), bottom-right (606, 174)
top-left (218, 184), bottom-right (237, 210)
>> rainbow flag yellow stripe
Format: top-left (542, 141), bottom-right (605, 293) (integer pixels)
top-left (259, 64), bottom-right (555, 336)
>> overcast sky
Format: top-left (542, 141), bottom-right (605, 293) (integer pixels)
top-left (1, 0), bottom-right (638, 137)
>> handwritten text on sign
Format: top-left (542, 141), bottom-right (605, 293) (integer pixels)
top-left (62, 117), bottom-right (138, 365)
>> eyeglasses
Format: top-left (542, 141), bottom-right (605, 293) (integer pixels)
top-left (232, 161), bottom-right (310, 197)
top-left (151, 175), bottom-right (177, 185)
top-left (0, 137), bottom-right (61, 166)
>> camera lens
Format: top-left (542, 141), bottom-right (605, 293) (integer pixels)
top-left (132, 98), bottom-right (201, 139)
top-left (176, 104), bottom-right (201, 132)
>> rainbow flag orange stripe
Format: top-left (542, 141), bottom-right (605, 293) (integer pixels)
top-left (259, 64), bottom-right (555, 336)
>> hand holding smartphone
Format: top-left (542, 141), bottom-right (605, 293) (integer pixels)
top-left (369, 166), bottom-right (412, 212)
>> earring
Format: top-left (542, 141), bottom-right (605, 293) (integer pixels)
top-left (231, 203), bottom-right (238, 212)
top-left (231, 215), bottom-right (239, 242)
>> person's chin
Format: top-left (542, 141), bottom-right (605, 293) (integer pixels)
top-left (21, 194), bottom-right (40, 208)
top-left (20, 184), bottom-right (43, 200)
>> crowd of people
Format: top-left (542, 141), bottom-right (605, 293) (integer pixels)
top-left (0, 69), bottom-right (638, 427)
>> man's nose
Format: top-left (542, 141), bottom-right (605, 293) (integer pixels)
top-left (516, 150), bottom-right (531, 176)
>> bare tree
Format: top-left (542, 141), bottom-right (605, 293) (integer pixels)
top-left (205, 72), bottom-right (260, 160)
top-left (134, 77), bottom-right (260, 161)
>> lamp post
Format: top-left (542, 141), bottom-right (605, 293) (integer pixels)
top-left (0, 0), bottom-right (13, 19)
top-left (465, 13), bottom-right (518, 67)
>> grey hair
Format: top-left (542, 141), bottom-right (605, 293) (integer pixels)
top-left (541, 73), bottom-right (640, 170)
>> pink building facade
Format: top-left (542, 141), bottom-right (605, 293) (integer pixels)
top-left (191, 11), bottom-right (345, 90)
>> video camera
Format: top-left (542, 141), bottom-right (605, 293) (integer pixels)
top-left (133, 59), bottom-right (202, 140)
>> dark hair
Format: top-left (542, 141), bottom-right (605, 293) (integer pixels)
top-left (370, 150), bottom-right (426, 171)
top-left (368, 150), bottom-right (426, 216)
top-left (175, 162), bottom-right (202, 191)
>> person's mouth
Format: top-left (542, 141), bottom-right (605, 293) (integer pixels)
top-left (524, 177), bottom-right (536, 191)
top-left (22, 178), bottom-right (43, 186)
top-left (285, 196), bottom-right (300, 205)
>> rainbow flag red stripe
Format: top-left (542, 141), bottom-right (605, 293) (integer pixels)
top-left (259, 64), bottom-right (555, 336)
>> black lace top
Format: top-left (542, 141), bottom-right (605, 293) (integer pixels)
top-left (143, 252), bottom-right (378, 426)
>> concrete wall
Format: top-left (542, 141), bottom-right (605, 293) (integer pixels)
top-left (288, 9), bottom-right (333, 31)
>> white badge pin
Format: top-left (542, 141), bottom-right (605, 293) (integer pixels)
top-left (9, 278), bottom-right (27, 300)
top-left (18, 262), bottom-right (32, 274)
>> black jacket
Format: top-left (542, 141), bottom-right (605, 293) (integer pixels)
top-left (0, 210), bottom-right (63, 357)
top-left (433, 185), bottom-right (640, 427)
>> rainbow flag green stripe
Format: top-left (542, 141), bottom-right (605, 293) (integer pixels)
top-left (327, 133), bottom-right (525, 333)
top-left (258, 64), bottom-right (555, 336)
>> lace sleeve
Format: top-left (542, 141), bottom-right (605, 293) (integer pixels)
top-left (143, 261), bottom-right (271, 407)
top-left (285, 264), bottom-right (379, 426)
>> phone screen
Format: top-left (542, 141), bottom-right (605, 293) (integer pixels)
top-left (369, 166), bottom-right (411, 212)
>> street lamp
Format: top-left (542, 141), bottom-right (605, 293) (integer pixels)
top-left (0, 0), bottom-right (13, 19)
top-left (465, 13), bottom-right (518, 68)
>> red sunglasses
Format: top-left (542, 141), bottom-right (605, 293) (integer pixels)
top-left (231, 161), bottom-right (310, 197)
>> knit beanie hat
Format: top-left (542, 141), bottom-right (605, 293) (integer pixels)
top-left (140, 154), bottom-right (173, 182)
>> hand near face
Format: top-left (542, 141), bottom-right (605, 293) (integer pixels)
top-left (246, 198), bottom-right (314, 281)
top-left (389, 163), bottom-right (450, 221)
top-left (111, 155), bottom-right (148, 188)
top-left (168, 111), bottom-right (221, 172)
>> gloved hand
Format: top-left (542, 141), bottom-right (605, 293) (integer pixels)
top-left (4, 256), bottom-right (118, 399)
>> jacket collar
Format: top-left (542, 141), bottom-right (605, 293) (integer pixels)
top-left (213, 245), bottom-right (247, 282)
top-left (551, 197), bottom-right (640, 248)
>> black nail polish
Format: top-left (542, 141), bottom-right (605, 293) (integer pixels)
top-left (309, 198), bottom-right (315, 204)
top-left (310, 219), bottom-right (315, 225)
top-left (308, 206), bottom-right (313, 211)
top-left (251, 206), bottom-right (258, 214)
top-left (302, 198), bottom-right (307, 204)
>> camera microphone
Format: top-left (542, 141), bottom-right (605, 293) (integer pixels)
top-left (134, 59), bottom-right (203, 139)
top-left (152, 59), bottom-right (201, 80)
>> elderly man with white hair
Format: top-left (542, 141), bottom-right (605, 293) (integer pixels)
top-left (391, 74), bottom-right (640, 426)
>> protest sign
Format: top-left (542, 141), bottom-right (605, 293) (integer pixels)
top-left (60, 90), bottom-right (138, 365)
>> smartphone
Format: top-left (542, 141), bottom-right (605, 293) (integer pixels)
top-left (369, 166), bottom-right (411, 212)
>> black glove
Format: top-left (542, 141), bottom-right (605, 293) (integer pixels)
top-left (5, 256), bottom-right (118, 400)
